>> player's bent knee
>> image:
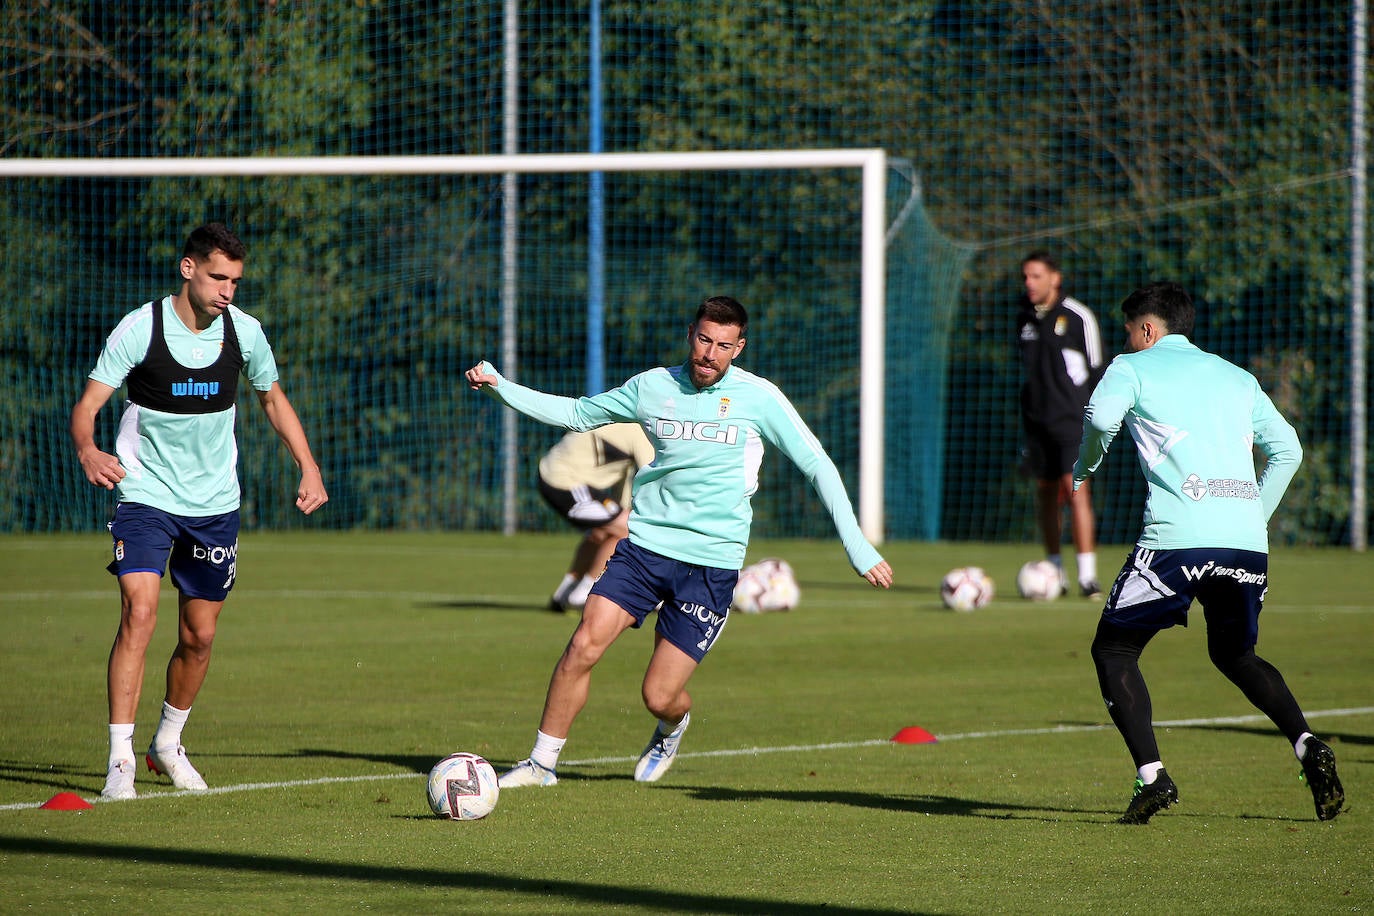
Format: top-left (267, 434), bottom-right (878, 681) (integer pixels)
top-left (1089, 633), bottom-right (1122, 665)
top-left (560, 627), bottom-right (614, 670)
top-left (1090, 632), bottom-right (1149, 692)
top-left (181, 628), bottom-right (216, 657)
top-left (112, 608), bottom-right (159, 661)
top-left (641, 685), bottom-right (684, 720)
top-left (1208, 642), bottom-right (1254, 679)
top-left (120, 603), bottom-right (159, 636)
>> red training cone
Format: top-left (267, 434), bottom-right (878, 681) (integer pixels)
top-left (40, 792), bottom-right (94, 811)
top-left (890, 726), bottom-right (939, 744)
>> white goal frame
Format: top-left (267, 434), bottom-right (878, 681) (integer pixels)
top-left (0, 149), bottom-right (888, 542)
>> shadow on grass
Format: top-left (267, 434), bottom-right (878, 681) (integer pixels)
top-left (0, 835), bottom-right (934, 915)
top-left (1197, 723), bottom-right (1374, 747)
top-left (214, 749), bottom-right (631, 779)
top-left (232, 750), bottom-right (645, 782)
top-left (673, 784), bottom-right (1312, 824)
top-left (256, 748), bottom-right (440, 774)
top-left (0, 760), bottom-right (94, 795)
top-left (414, 599), bottom-right (563, 613)
top-left (673, 783), bottom-right (1111, 821)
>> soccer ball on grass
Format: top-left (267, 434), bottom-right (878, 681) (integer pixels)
top-left (427, 752), bottom-right (499, 820)
top-left (940, 566), bottom-right (994, 611)
top-left (1016, 560), bottom-right (1063, 601)
top-left (732, 558), bottom-right (801, 613)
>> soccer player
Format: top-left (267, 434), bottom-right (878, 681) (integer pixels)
top-left (466, 295), bottom-right (893, 787)
top-left (1017, 251), bottom-right (1105, 598)
top-left (538, 423), bottom-right (655, 612)
top-left (1073, 281), bottom-right (1343, 824)
top-left (71, 223), bottom-right (328, 801)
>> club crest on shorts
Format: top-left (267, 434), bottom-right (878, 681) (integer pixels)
top-left (114, 539), bottom-right (125, 561)
top-left (717, 397), bottom-right (730, 418)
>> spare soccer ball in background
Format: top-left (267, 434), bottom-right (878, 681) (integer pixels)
top-left (940, 566), bottom-right (994, 612)
top-left (732, 557), bottom-right (801, 613)
top-left (1016, 560), bottom-right (1063, 601)
top-left (427, 752), bottom-right (499, 820)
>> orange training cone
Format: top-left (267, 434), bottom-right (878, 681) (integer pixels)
top-left (891, 726), bottom-right (938, 744)
top-left (40, 792), bottom-right (94, 811)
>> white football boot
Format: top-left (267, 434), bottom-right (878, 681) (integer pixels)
top-left (100, 759), bottom-right (137, 801)
top-left (634, 711), bottom-right (690, 783)
top-left (145, 744), bottom-right (209, 791)
top-left (497, 758), bottom-right (558, 788)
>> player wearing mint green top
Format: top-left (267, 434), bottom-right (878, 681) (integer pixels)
top-left (87, 295), bottom-right (281, 515)
top-left (1072, 281), bottom-right (1342, 824)
top-left (478, 361), bottom-right (882, 575)
top-left (71, 223), bottom-right (328, 802)
top-left (1073, 324), bottom-right (1299, 554)
top-left (466, 295), bottom-right (892, 789)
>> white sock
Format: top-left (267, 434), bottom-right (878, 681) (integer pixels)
top-left (108, 723), bottom-right (135, 767)
top-left (1138, 761), bottom-right (1165, 784)
top-left (566, 575), bottom-right (596, 609)
top-left (1077, 552), bottom-right (1097, 585)
top-left (658, 712), bottom-right (687, 735)
top-left (1295, 731), bottom-right (1315, 761)
top-left (551, 573), bottom-right (577, 604)
top-left (529, 729), bottom-right (566, 771)
top-left (152, 701), bottom-right (191, 751)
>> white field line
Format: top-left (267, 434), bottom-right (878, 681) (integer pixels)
top-left (5, 705), bottom-right (1370, 812)
top-left (563, 705), bottom-right (1374, 764)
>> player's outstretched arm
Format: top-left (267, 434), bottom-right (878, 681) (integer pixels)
top-left (863, 559), bottom-right (893, 589)
top-left (70, 379), bottom-right (125, 490)
top-left (464, 360), bottom-right (635, 433)
top-left (255, 383), bottom-right (328, 515)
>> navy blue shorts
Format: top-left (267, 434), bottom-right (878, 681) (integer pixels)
top-left (1102, 545), bottom-right (1269, 646)
top-left (589, 539), bottom-right (738, 662)
top-left (107, 503), bottom-right (240, 602)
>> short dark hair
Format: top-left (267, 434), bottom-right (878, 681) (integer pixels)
top-left (183, 222), bottom-right (247, 262)
top-left (1121, 281), bottom-right (1195, 338)
top-left (1021, 250), bottom-right (1060, 273)
top-left (694, 295), bottom-right (748, 336)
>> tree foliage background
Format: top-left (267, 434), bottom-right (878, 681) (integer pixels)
top-left (0, 1), bottom-right (1361, 545)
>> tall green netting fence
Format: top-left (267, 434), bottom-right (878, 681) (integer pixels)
top-left (1, 1), bottom-right (1363, 547)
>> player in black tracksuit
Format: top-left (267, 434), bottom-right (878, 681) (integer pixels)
top-left (1016, 251), bottom-right (1105, 598)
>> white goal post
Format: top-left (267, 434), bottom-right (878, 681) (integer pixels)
top-left (0, 149), bottom-right (888, 542)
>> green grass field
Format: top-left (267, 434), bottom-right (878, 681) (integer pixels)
top-left (1, 531), bottom-right (1369, 914)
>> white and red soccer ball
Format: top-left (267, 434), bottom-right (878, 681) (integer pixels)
top-left (940, 566), bottom-right (994, 612)
top-left (426, 752), bottom-right (499, 820)
top-left (1016, 560), bottom-right (1063, 601)
top-left (732, 558), bottom-right (801, 613)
